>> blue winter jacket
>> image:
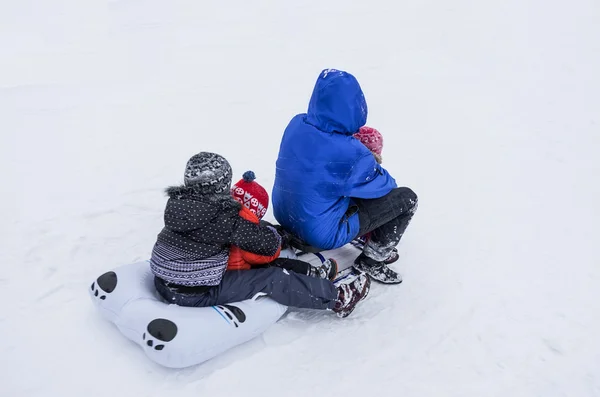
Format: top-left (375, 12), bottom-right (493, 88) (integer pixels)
top-left (272, 69), bottom-right (397, 249)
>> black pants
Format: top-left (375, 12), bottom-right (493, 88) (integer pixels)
top-left (262, 257), bottom-right (312, 276)
top-left (353, 187), bottom-right (418, 262)
top-left (154, 263), bottom-right (337, 310)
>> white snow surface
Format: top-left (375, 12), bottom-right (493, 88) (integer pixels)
top-left (2, 0), bottom-right (600, 396)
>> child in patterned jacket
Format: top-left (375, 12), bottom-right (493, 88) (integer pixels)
top-left (150, 152), bottom-right (371, 318)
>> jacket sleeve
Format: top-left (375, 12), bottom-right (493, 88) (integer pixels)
top-left (229, 217), bottom-right (282, 257)
top-left (341, 153), bottom-right (398, 198)
top-left (241, 248), bottom-right (280, 266)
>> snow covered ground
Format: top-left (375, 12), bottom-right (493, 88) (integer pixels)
top-left (1, 0), bottom-right (599, 396)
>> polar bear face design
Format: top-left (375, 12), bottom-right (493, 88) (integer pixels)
top-left (90, 271), bottom-right (118, 300)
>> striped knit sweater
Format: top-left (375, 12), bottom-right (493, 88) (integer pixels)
top-left (150, 185), bottom-right (281, 287)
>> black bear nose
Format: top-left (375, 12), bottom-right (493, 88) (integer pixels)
top-left (147, 319), bottom-right (178, 342)
top-left (96, 271), bottom-right (118, 293)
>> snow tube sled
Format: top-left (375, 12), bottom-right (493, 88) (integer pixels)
top-left (88, 261), bottom-right (287, 368)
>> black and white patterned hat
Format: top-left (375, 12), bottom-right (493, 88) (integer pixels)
top-left (183, 152), bottom-right (232, 194)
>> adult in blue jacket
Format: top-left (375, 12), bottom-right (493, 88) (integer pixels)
top-left (273, 68), bottom-right (418, 284)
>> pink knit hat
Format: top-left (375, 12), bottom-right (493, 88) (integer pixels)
top-left (354, 126), bottom-right (383, 156)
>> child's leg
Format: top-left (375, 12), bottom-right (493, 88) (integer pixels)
top-left (270, 257), bottom-right (337, 281)
top-left (155, 268), bottom-right (338, 310)
top-left (214, 267), bottom-right (338, 309)
top-left (355, 187), bottom-right (418, 261)
top-left (269, 257), bottom-right (311, 275)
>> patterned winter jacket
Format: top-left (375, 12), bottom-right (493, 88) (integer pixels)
top-left (227, 206), bottom-right (281, 271)
top-left (150, 185), bottom-right (281, 287)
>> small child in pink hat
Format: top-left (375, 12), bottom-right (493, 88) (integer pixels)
top-left (354, 126), bottom-right (383, 164)
top-left (353, 126), bottom-right (400, 264)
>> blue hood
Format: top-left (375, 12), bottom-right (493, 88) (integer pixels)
top-left (305, 69), bottom-right (368, 135)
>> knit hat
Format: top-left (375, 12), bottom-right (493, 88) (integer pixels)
top-left (354, 126), bottom-right (383, 156)
top-left (231, 171), bottom-right (269, 219)
top-left (183, 152), bottom-right (232, 194)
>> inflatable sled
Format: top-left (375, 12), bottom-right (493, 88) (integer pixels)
top-left (281, 238), bottom-right (373, 283)
top-left (88, 261), bottom-right (287, 368)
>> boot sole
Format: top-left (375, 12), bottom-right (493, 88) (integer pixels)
top-left (352, 264), bottom-right (403, 285)
top-left (368, 275), bottom-right (402, 284)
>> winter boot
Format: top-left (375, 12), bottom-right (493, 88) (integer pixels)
top-left (353, 253), bottom-right (402, 284)
top-left (309, 258), bottom-right (338, 281)
top-left (355, 235), bottom-right (399, 265)
top-left (332, 272), bottom-right (371, 318)
top-left (385, 250), bottom-right (399, 265)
